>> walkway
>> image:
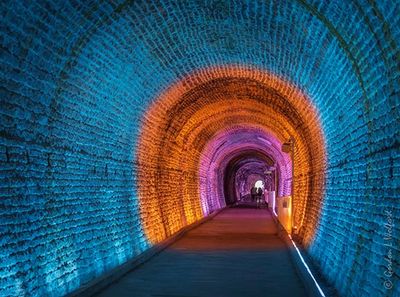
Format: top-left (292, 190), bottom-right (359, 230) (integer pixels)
top-left (95, 207), bottom-right (308, 297)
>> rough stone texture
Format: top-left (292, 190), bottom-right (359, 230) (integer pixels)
top-left (0, 1), bottom-right (399, 297)
top-left (137, 69), bottom-right (326, 247)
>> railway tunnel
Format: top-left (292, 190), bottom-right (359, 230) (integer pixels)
top-left (0, 0), bottom-right (399, 297)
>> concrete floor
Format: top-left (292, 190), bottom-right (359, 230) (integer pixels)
top-left (95, 207), bottom-right (308, 297)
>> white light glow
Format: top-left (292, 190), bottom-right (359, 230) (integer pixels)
top-left (272, 194), bottom-right (277, 217)
top-left (288, 235), bottom-right (326, 297)
top-left (255, 180), bottom-right (264, 188)
top-left (256, 136), bottom-right (271, 145)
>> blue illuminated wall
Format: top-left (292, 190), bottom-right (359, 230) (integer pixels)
top-left (0, 1), bottom-right (399, 296)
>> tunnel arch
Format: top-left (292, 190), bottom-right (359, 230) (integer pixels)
top-left (199, 128), bottom-right (292, 213)
top-left (1, 1), bottom-right (398, 296)
top-left (137, 65), bottom-right (326, 245)
top-left (222, 150), bottom-right (275, 205)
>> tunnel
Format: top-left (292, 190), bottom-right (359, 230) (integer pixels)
top-left (0, 1), bottom-right (399, 297)
top-left (223, 149), bottom-right (276, 205)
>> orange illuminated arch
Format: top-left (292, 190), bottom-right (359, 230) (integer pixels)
top-left (137, 65), bottom-right (326, 246)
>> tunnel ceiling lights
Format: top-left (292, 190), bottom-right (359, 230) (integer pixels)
top-left (256, 136), bottom-right (272, 145)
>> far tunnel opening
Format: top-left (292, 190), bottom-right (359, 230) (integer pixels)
top-left (223, 151), bottom-right (276, 206)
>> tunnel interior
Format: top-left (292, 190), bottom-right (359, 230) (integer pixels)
top-left (137, 71), bottom-right (324, 246)
top-left (1, 1), bottom-right (399, 296)
top-left (223, 151), bottom-right (275, 205)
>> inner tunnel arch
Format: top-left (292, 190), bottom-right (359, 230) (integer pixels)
top-left (137, 65), bottom-right (326, 246)
top-left (200, 129), bottom-right (292, 212)
top-left (222, 150), bottom-right (275, 205)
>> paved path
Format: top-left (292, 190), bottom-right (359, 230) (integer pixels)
top-left (96, 207), bottom-right (308, 297)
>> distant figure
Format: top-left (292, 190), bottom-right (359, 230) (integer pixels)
top-left (251, 186), bottom-right (257, 202)
top-left (256, 187), bottom-right (263, 208)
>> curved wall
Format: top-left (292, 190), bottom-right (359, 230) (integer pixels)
top-left (1, 1), bottom-right (398, 296)
top-left (137, 67), bottom-right (326, 246)
top-left (200, 127), bottom-right (292, 202)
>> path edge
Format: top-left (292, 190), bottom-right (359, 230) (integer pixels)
top-left (271, 212), bottom-right (338, 297)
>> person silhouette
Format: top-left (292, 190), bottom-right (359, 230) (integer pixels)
top-left (251, 186), bottom-right (257, 203)
top-left (256, 187), bottom-right (263, 208)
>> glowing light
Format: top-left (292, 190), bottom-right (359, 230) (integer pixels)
top-left (256, 136), bottom-right (271, 145)
top-left (288, 235), bottom-right (326, 297)
top-left (199, 127), bottom-right (293, 212)
top-left (255, 180), bottom-right (264, 188)
top-left (137, 65), bottom-right (326, 245)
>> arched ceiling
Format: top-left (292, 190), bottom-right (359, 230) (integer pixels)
top-left (223, 152), bottom-right (274, 204)
top-left (137, 66), bottom-right (325, 244)
top-left (1, 1), bottom-right (398, 296)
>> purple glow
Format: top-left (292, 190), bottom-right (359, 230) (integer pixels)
top-left (199, 127), bottom-right (292, 215)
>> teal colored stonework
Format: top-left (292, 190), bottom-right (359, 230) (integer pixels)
top-left (0, 1), bottom-right (399, 296)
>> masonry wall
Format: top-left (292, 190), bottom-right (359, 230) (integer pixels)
top-left (1, 1), bottom-right (399, 296)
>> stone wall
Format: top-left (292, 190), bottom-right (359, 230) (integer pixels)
top-left (1, 1), bottom-right (398, 296)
